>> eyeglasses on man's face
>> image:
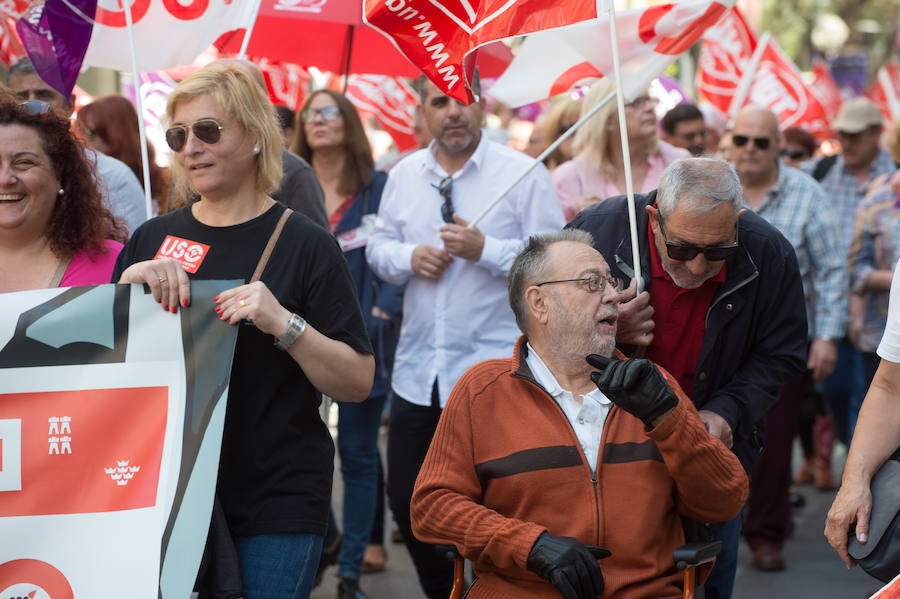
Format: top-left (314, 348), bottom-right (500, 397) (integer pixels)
top-left (536, 274), bottom-right (620, 294)
top-left (780, 148), bottom-right (809, 161)
top-left (165, 118), bottom-right (224, 152)
top-left (301, 105), bottom-right (341, 124)
top-left (657, 212), bottom-right (739, 262)
top-left (731, 134), bottom-right (771, 151)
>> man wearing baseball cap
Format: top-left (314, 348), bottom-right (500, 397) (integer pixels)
top-left (800, 97), bottom-right (897, 471)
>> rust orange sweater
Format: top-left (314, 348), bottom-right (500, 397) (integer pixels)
top-left (411, 338), bottom-right (749, 598)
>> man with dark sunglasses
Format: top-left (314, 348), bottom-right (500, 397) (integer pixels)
top-left (568, 157), bottom-right (808, 599)
top-left (731, 106), bottom-right (848, 574)
top-left (7, 58), bottom-right (146, 234)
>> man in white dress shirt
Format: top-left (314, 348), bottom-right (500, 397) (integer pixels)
top-left (366, 75), bottom-right (565, 599)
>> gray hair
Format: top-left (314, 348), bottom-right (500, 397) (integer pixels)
top-left (7, 57), bottom-right (36, 81)
top-left (508, 229), bottom-right (595, 331)
top-left (655, 157), bottom-right (743, 218)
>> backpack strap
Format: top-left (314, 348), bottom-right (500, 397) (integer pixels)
top-left (250, 207), bottom-right (292, 283)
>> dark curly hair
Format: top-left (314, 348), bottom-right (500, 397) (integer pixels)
top-left (0, 101), bottom-right (127, 257)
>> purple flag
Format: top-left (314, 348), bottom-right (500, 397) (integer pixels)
top-left (16, 0), bottom-right (98, 101)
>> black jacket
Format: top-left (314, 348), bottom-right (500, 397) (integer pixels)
top-left (568, 191), bottom-right (808, 471)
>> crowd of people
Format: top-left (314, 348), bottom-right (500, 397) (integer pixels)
top-left (3, 51), bottom-right (900, 599)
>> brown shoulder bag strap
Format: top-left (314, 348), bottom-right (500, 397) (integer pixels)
top-left (250, 207), bottom-right (293, 283)
top-left (48, 255), bottom-right (73, 288)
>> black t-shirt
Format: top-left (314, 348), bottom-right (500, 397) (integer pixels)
top-left (113, 203), bottom-right (372, 536)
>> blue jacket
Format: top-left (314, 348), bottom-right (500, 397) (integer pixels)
top-left (568, 191), bottom-right (808, 471)
top-left (334, 170), bottom-right (403, 398)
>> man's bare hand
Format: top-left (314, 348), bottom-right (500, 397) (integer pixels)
top-left (808, 338), bottom-right (838, 382)
top-left (440, 214), bottom-right (485, 261)
top-left (614, 279), bottom-right (654, 346)
top-left (412, 245), bottom-right (453, 280)
top-left (699, 410), bottom-right (733, 448)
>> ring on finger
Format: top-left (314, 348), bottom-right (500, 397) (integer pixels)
top-left (239, 299), bottom-right (246, 307)
top-left (158, 274), bottom-right (168, 284)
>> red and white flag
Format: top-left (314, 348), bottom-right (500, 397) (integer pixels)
top-left (364, 0), bottom-right (599, 103)
top-left (345, 74), bottom-right (419, 152)
top-left (810, 58), bottom-right (843, 121)
top-left (695, 5), bottom-right (756, 117)
top-left (257, 58), bottom-right (311, 112)
top-left (487, 0), bottom-right (735, 108)
top-left (81, 0), bottom-right (255, 71)
top-left (730, 35), bottom-right (831, 138)
top-left (0, 1), bottom-right (28, 67)
top-left (868, 62), bottom-right (900, 124)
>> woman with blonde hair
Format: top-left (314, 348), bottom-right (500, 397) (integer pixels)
top-left (113, 61), bottom-right (375, 599)
top-left (552, 79), bottom-right (689, 221)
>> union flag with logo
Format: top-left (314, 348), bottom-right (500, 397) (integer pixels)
top-left (364, 0), bottom-right (598, 103)
top-left (0, 282), bottom-right (238, 599)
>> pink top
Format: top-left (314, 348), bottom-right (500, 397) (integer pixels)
top-left (551, 140), bottom-right (690, 221)
top-left (59, 239), bottom-right (123, 287)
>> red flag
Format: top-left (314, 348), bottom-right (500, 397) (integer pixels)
top-left (695, 5), bottom-right (757, 116)
top-left (257, 58), bottom-right (311, 112)
top-left (810, 58), bottom-right (843, 121)
top-left (363, 0), bottom-right (598, 103)
top-left (0, 15), bottom-right (25, 67)
top-left (488, 0), bottom-right (735, 108)
top-left (867, 62), bottom-right (900, 123)
top-left (345, 74), bottom-right (419, 151)
top-left (733, 36), bottom-right (831, 138)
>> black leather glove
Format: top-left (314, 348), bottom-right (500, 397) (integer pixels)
top-left (526, 532), bottom-right (609, 599)
top-left (586, 354), bottom-right (678, 426)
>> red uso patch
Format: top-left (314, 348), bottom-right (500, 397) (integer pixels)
top-left (154, 235), bottom-right (210, 274)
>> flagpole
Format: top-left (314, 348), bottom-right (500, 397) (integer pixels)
top-left (728, 31), bottom-right (769, 119)
top-left (121, 0), bottom-right (153, 221)
top-left (606, 0), bottom-right (643, 292)
top-left (468, 91), bottom-right (615, 228)
top-left (238, 0), bottom-right (263, 59)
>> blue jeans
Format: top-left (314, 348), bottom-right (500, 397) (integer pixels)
top-left (818, 338), bottom-right (866, 445)
top-left (234, 533), bottom-right (324, 599)
top-left (337, 393), bottom-right (387, 579)
top-left (703, 513), bottom-right (742, 599)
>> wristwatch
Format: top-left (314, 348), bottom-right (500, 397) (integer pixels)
top-left (274, 313), bottom-right (306, 350)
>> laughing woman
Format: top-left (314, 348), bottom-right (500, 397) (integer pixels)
top-left (0, 99), bottom-right (125, 293)
top-left (113, 62), bottom-right (374, 599)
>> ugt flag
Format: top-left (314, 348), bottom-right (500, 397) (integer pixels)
top-left (487, 0), bottom-right (735, 108)
top-left (364, 0), bottom-right (598, 104)
top-left (346, 74), bottom-right (420, 152)
top-left (0, 281), bottom-right (238, 599)
top-left (695, 4), bottom-right (756, 117)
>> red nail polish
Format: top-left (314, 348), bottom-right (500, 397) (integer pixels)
top-left (215, 306), bottom-right (222, 313)
top-left (182, 299), bottom-right (189, 308)
top-left (213, 295), bottom-right (220, 302)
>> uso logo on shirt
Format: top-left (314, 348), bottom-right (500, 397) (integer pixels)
top-left (154, 236), bottom-right (210, 274)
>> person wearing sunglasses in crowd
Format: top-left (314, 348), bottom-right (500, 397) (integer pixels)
top-left (552, 79), bottom-right (690, 222)
top-left (366, 73), bottom-right (564, 599)
top-left (291, 89), bottom-right (404, 599)
top-left (7, 58), bottom-right (146, 236)
top-left (729, 106), bottom-right (847, 573)
top-left (568, 157), bottom-right (808, 599)
top-left (779, 126), bottom-right (819, 168)
top-left (112, 62), bottom-right (375, 599)
top-left (0, 97), bottom-right (127, 293)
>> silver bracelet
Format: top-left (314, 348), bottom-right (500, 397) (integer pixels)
top-left (274, 313), bottom-right (306, 350)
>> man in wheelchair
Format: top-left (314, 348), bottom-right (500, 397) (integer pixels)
top-left (410, 230), bottom-right (749, 598)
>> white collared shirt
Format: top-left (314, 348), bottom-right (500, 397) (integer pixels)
top-left (525, 343), bottom-right (612, 473)
top-left (366, 132), bottom-right (565, 407)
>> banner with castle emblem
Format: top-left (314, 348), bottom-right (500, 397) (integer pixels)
top-left (0, 281), bottom-right (239, 599)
